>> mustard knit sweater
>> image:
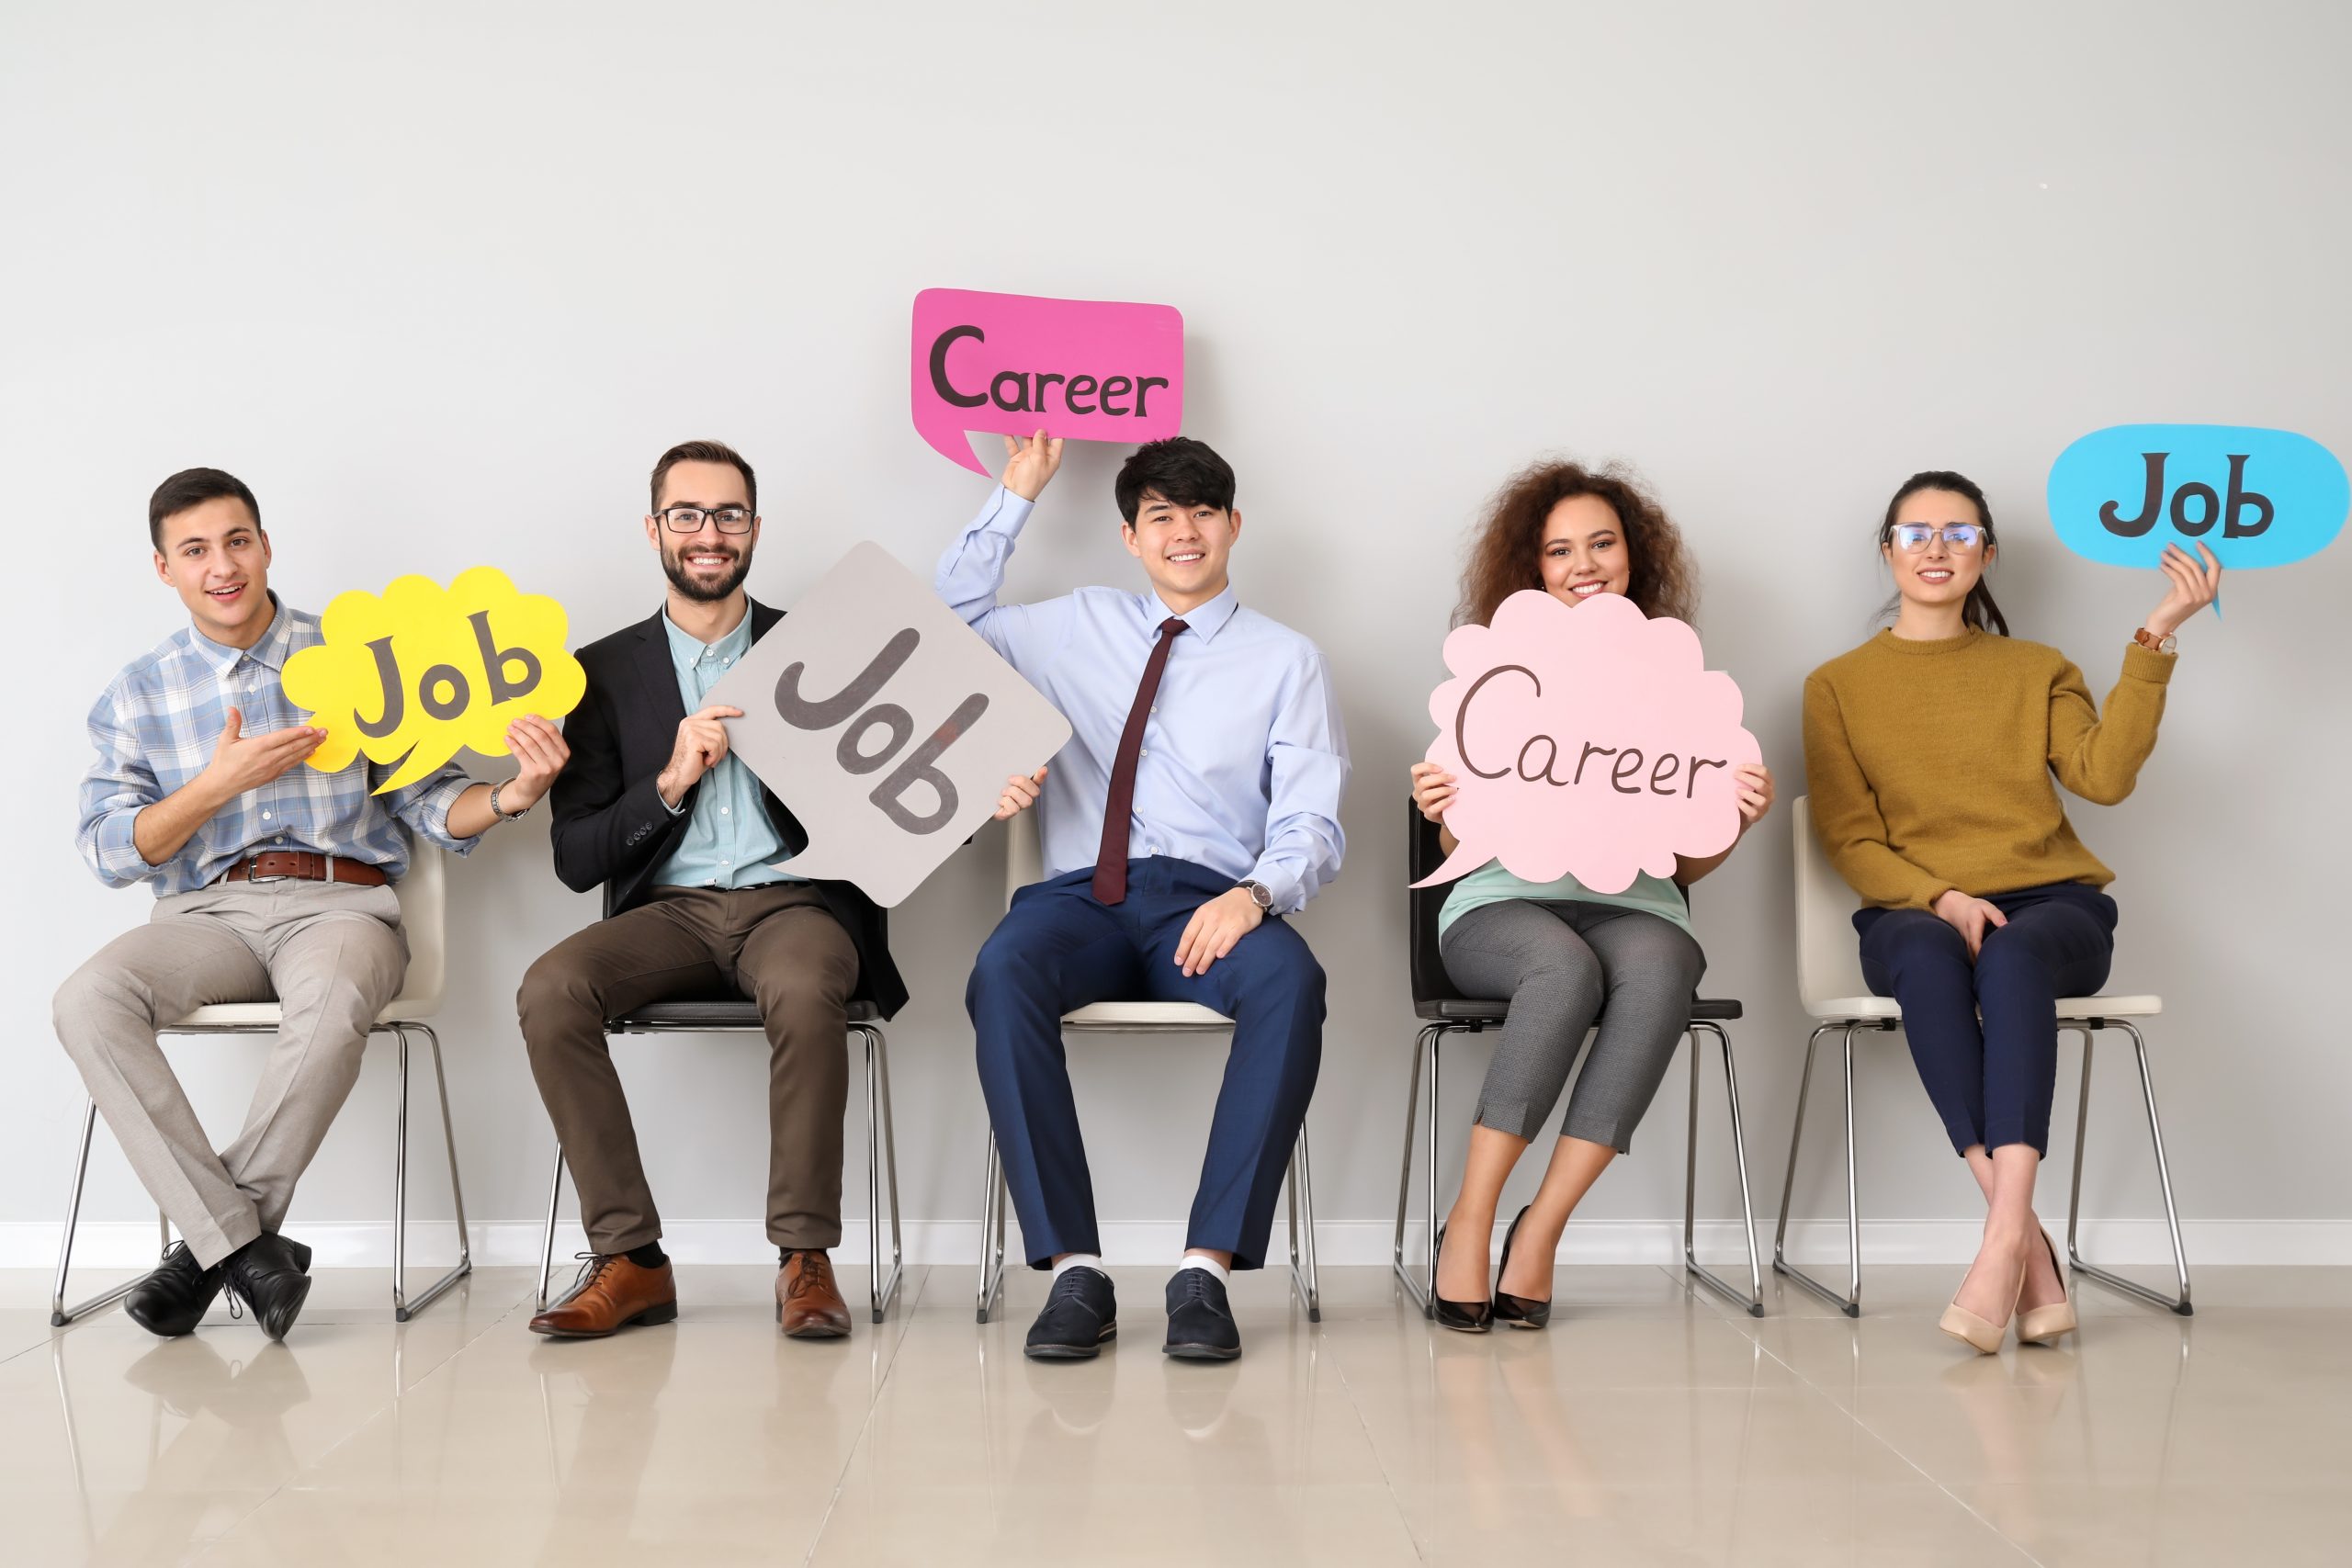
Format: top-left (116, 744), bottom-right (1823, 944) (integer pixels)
top-left (1801, 628), bottom-right (2175, 910)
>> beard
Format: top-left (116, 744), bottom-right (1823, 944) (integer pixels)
top-left (662, 540), bottom-right (752, 603)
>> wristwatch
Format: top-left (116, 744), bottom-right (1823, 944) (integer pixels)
top-left (490, 780), bottom-right (533, 821)
top-left (1238, 879), bottom-right (1273, 912)
top-left (2132, 626), bottom-right (2178, 656)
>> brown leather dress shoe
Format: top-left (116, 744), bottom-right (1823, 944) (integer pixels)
top-left (777, 1249), bottom-right (853, 1339)
top-left (529, 1255), bottom-right (679, 1338)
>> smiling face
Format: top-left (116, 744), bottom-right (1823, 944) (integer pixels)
top-left (1538, 493), bottom-right (1632, 607)
top-left (1883, 487), bottom-right (1992, 612)
top-left (1124, 490), bottom-right (1240, 611)
top-left (154, 495), bottom-right (274, 647)
top-left (647, 458), bottom-right (759, 604)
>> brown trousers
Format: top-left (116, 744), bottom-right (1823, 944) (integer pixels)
top-left (517, 884), bottom-right (859, 1254)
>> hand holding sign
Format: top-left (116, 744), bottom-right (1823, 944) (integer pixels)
top-left (281, 567), bottom-right (586, 794)
top-left (704, 543), bottom-right (1071, 907)
top-left (1412, 591), bottom-right (1761, 896)
top-left (912, 288), bottom-right (1183, 473)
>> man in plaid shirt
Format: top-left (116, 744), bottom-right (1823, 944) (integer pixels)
top-left (54, 468), bottom-right (570, 1341)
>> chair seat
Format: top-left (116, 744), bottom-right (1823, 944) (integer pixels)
top-left (1810, 994), bottom-right (2163, 1023)
top-left (611, 999), bottom-right (881, 1031)
top-left (1061, 1001), bottom-right (1232, 1029)
top-left (1416, 997), bottom-right (1745, 1024)
top-left (170, 998), bottom-right (439, 1029)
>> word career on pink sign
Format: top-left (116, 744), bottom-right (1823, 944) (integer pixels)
top-left (910, 288), bottom-right (1184, 472)
top-left (1414, 590), bottom-right (1760, 897)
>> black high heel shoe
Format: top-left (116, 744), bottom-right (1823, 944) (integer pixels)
top-left (1430, 1224), bottom-right (1492, 1333)
top-left (1491, 1206), bottom-right (1553, 1329)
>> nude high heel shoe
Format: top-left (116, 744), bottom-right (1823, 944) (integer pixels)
top-left (2016, 1227), bottom-right (2078, 1346)
top-left (1939, 1242), bottom-right (2027, 1355)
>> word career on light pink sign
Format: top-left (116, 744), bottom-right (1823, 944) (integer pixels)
top-left (1414, 591), bottom-right (1760, 897)
top-left (911, 288), bottom-right (1184, 472)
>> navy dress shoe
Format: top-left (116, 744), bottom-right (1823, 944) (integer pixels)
top-left (122, 1241), bottom-right (225, 1338)
top-left (1025, 1267), bottom-right (1117, 1360)
top-left (1162, 1268), bottom-right (1242, 1361)
top-left (222, 1232), bottom-right (315, 1341)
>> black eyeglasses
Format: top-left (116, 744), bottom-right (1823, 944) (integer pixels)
top-left (657, 506), bottom-right (754, 535)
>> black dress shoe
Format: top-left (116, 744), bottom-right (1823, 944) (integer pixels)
top-left (1025, 1266), bottom-right (1116, 1360)
top-left (1491, 1206), bottom-right (1553, 1329)
top-left (122, 1241), bottom-right (225, 1338)
top-left (1431, 1224), bottom-right (1492, 1333)
top-left (222, 1232), bottom-right (314, 1341)
top-left (1162, 1268), bottom-right (1241, 1361)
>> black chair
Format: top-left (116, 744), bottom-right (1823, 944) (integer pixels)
top-left (535, 994), bottom-right (903, 1324)
top-left (1392, 801), bottom-right (1766, 1316)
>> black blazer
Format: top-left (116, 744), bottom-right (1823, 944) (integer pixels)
top-left (548, 600), bottom-right (908, 1019)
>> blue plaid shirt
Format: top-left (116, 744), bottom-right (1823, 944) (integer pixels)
top-left (77, 594), bottom-right (481, 896)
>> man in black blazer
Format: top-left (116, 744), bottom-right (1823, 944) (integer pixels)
top-left (517, 439), bottom-right (907, 1340)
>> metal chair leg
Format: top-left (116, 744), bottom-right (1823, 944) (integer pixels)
top-left (2065, 1021), bottom-right (2194, 1316)
top-left (861, 1024), bottom-right (905, 1324)
top-left (1391, 1024), bottom-right (1443, 1315)
top-left (975, 1133), bottom-right (1008, 1324)
top-left (536, 1143), bottom-right (567, 1312)
top-left (51, 1098), bottom-right (167, 1327)
top-left (1682, 1021), bottom-right (1765, 1316)
top-left (1286, 1125), bottom-right (1321, 1322)
top-left (1773, 1022), bottom-right (1865, 1316)
top-left (391, 1024), bottom-right (473, 1322)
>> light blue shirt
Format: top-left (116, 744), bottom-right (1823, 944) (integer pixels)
top-left (935, 487), bottom-right (1349, 914)
top-left (651, 610), bottom-right (794, 889)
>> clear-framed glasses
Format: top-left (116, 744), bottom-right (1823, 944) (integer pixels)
top-left (1891, 523), bottom-right (1984, 553)
top-left (657, 506), bottom-right (754, 535)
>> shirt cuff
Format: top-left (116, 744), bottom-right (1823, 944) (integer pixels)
top-left (91, 810), bottom-right (154, 885)
top-left (2121, 641), bottom-right (2178, 684)
top-left (982, 486), bottom-right (1035, 534)
top-left (1245, 858), bottom-right (1306, 916)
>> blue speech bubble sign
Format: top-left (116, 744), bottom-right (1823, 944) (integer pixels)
top-left (2047, 423), bottom-right (2347, 570)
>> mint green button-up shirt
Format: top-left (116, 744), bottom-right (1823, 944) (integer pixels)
top-left (651, 610), bottom-right (795, 889)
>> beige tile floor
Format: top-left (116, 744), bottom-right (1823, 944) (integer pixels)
top-left (1, 1259), bottom-right (2346, 1565)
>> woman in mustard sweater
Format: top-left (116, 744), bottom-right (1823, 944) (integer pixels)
top-left (1802, 470), bottom-right (2218, 1352)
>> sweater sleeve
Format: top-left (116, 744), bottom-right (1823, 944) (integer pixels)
top-left (2047, 643), bottom-right (2173, 807)
top-left (1802, 671), bottom-right (1951, 910)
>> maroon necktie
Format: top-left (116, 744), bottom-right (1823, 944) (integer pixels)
top-left (1092, 616), bottom-right (1188, 904)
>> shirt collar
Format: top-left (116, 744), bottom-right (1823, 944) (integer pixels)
top-left (663, 605), bottom-right (754, 671)
top-left (187, 592), bottom-right (293, 675)
top-left (1148, 581), bottom-right (1240, 644)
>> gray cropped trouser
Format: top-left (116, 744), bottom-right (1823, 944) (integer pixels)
top-left (1438, 898), bottom-right (1705, 1150)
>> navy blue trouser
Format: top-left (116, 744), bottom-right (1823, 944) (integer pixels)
top-left (1855, 882), bottom-right (2118, 1157)
top-left (967, 858), bottom-right (1326, 1270)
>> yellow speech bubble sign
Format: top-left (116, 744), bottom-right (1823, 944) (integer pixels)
top-left (282, 566), bottom-right (586, 794)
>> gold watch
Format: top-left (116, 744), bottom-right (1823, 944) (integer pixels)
top-left (2132, 626), bottom-right (2178, 656)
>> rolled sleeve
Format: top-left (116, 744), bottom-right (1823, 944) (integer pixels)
top-left (77, 691), bottom-right (164, 888)
top-left (383, 763), bottom-right (481, 856)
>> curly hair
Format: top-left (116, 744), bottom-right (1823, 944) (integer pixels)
top-left (1457, 458), bottom-right (1700, 627)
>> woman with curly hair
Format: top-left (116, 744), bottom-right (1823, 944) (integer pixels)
top-left (1410, 459), bottom-right (1774, 1331)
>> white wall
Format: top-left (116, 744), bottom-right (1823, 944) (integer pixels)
top-left (5, 1), bottom-right (2346, 1269)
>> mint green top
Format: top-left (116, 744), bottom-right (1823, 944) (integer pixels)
top-left (651, 610), bottom-right (796, 890)
top-left (1438, 859), bottom-right (1695, 942)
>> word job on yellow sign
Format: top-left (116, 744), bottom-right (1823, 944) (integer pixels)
top-left (282, 567), bottom-right (586, 793)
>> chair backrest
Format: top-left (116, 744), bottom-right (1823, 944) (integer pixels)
top-left (1408, 801), bottom-right (1467, 1009)
top-left (1792, 795), bottom-right (1870, 1015)
top-left (1004, 807), bottom-right (1046, 910)
top-left (391, 846), bottom-right (447, 1011)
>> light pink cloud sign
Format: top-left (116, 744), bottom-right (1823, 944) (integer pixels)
top-left (910, 288), bottom-right (1184, 473)
top-left (1415, 590), bottom-right (1760, 895)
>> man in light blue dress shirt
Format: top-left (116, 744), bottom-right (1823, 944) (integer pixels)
top-left (938, 433), bottom-right (1349, 1362)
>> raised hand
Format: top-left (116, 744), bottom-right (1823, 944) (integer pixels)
top-left (1932, 888), bottom-right (2008, 960)
top-left (201, 707), bottom-right (325, 797)
top-left (497, 715), bottom-right (571, 814)
top-left (1000, 430), bottom-right (1065, 502)
top-left (992, 765), bottom-right (1048, 821)
top-left (657, 705), bottom-right (741, 806)
top-left (1410, 761), bottom-right (1456, 823)
top-left (2144, 541), bottom-right (2222, 639)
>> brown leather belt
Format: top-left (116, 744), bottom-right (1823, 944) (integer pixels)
top-left (217, 852), bottom-right (390, 888)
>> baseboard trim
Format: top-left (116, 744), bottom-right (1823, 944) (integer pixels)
top-left (7, 1217), bottom-right (2347, 1270)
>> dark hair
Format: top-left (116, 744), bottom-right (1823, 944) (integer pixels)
top-left (149, 468), bottom-right (260, 549)
top-left (1114, 436), bottom-right (1235, 525)
top-left (1458, 457), bottom-right (1699, 628)
top-left (1877, 470), bottom-right (2009, 636)
top-left (650, 439), bottom-right (757, 514)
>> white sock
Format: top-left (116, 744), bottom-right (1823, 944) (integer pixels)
top-left (1052, 1253), bottom-right (1108, 1279)
top-left (1178, 1255), bottom-right (1230, 1285)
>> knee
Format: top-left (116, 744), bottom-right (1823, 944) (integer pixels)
top-left (1972, 930), bottom-right (2050, 987)
top-left (967, 927), bottom-right (1051, 1013)
top-left (517, 951), bottom-right (602, 1045)
top-left (51, 960), bottom-right (136, 1057)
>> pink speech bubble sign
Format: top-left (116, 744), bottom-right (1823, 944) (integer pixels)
top-left (1413, 591), bottom-right (1761, 896)
top-left (910, 288), bottom-right (1184, 473)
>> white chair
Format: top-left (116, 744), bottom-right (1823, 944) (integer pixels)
top-left (1774, 796), bottom-right (2191, 1317)
top-left (52, 850), bottom-right (472, 1325)
top-left (974, 812), bottom-right (1322, 1324)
